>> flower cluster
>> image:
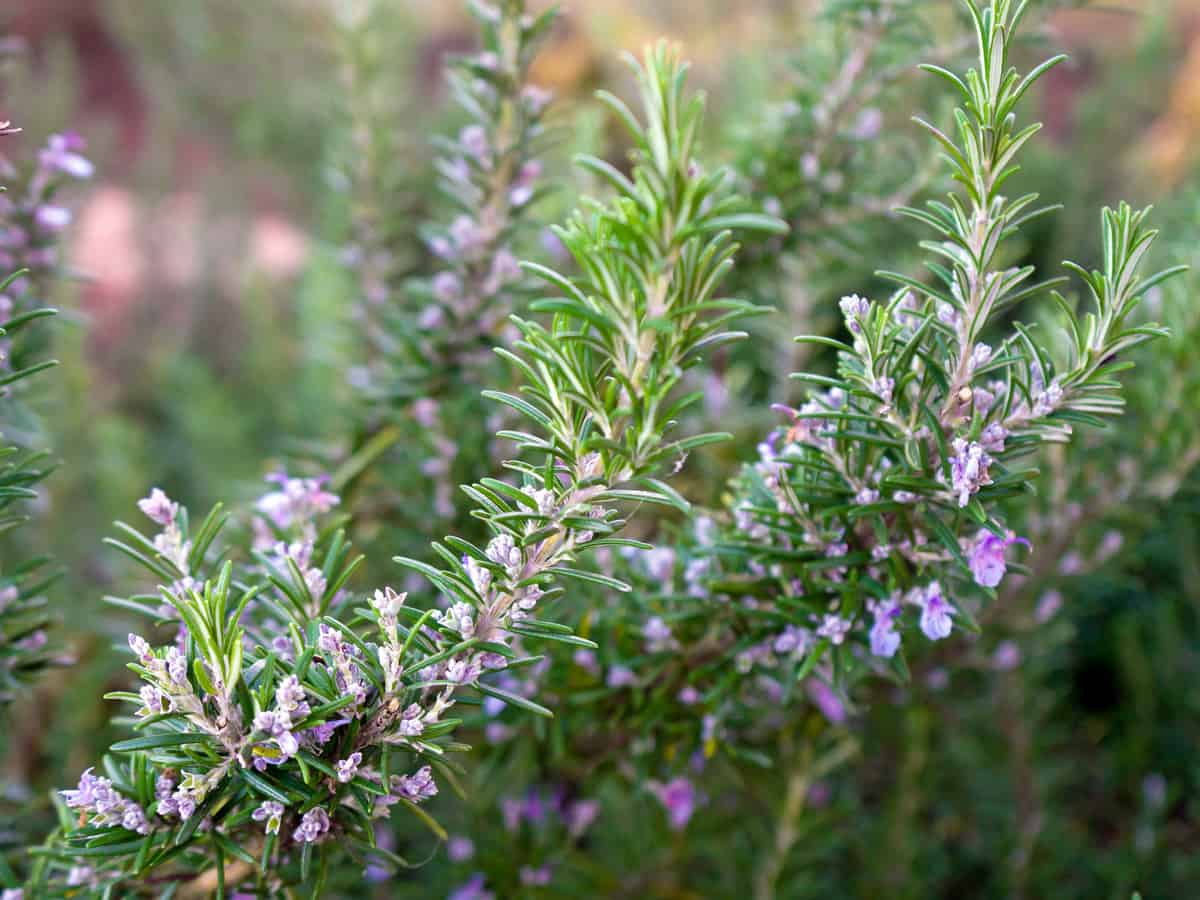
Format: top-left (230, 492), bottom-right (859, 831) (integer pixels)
top-left (460, 1), bottom-right (1178, 807)
top-left (61, 769), bottom-right (149, 835)
top-left (342, 0), bottom-right (558, 552)
top-left (0, 130), bottom-right (92, 323)
top-left (29, 40), bottom-right (781, 896)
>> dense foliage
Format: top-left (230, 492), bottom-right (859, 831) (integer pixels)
top-left (0, 0), bottom-right (1197, 896)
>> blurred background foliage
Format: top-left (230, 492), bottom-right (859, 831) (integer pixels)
top-left (0, 0), bottom-right (1198, 895)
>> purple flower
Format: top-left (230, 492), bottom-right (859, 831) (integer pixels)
top-left (128, 633), bottom-right (153, 663)
top-left (806, 680), bottom-right (846, 724)
top-left (302, 718), bottom-right (347, 747)
top-left (459, 124), bottom-right (490, 162)
top-left (979, 422), bottom-right (1007, 452)
top-left (251, 800), bottom-right (285, 834)
top-left (293, 807), bottom-right (330, 843)
top-left (992, 641), bottom-right (1021, 671)
top-left (39, 132), bottom-right (94, 179)
top-left (61, 769), bottom-right (150, 834)
top-left (432, 271), bottom-right (461, 304)
top-left (642, 616), bottom-right (674, 652)
top-left (606, 665), bottom-right (636, 688)
top-left (967, 529), bottom-right (1031, 588)
top-left (817, 614), bottom-right (852, 645)
top-left (521, 84), bottom-right (553, 114)
top-left (275, 675), bottom-right (310, 718)
top-left (565, 799), bottom-right (600, 837)
top-left (34, 205), bottom-right (71, 233)
top-left (918, 582), bottom-right (954, 640)
top-left (838, 294), bottom-right (871, 334)
top-left (868, 596), bottom-right (902, 658)
top-left (855, 487), bottom-right (880, 505)
top-left (335, 752), bottom-right (363, 783)
top-left (447, 835), bottom-right (475, 862)
top-left (649, 777), bottom-right (697, 831)
top-left (968, 343), bottom-right (992, 372)
top-left (393, 766), bottom-right (437, 804)
top-left (520, 865), bottom-right (553, 887)
top-left (1035, 589), bottom-right (1062, 624)
top-left (137, 488), bottom-right (178, 527)
top-left (449, 875), bottom-right (495, 900)
top-left (949, 439), bottom-right (992, 507)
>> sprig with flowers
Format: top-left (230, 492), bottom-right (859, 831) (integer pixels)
top-left (338, 0), bottom-right (558, 536)
top-left (26, 42), bottom-right (783, 896)
top-left (448, 0), bottom-right (1185, 833)
top-left (0, 123), bottom-right (91, 706)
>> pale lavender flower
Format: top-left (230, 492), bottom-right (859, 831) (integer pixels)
top-left (34, 204), bottom-right (71, 233)
top-left (806, 680), bottom-right (846, 724)
top-left (649, 777), bottom-right (697, 831)
top-left (137, 488), bottom-right (178, 527)
top-left (868, 595), bottom-right (902, 658)
top-left (464, 556), bottom-right (492, 595)
top-left (918, 582), bottom-right (954, 640)
top-left (871, 375), bottom-right (895, 404)
top-left (252, 800), bottom-right (285, 834)
top-left (839, 294), bottom-right (871, 334)
top-left (992, 641), bottom-right (1021, 671)
top-left (573, 648), bottom-right (599, 675)
top-left (521, 84), bottom-right (553, 114)
top-left (293, 807), bottom-right (330, 843)
top-left (275, 675), bottom-right (310, 718)
top-left (774, 625), bottom-right (810, 657)
top-left (447, 835), bottom-right (475, 862)
top-left (642, 616), bottom-right (675, 652)
top-left (432, 271), bottom-right (461, 304)
top-left (855, 487), bottom-right (880, 505)
top-left (1058, 551), bottom-right (1083, 575)
top-left (520, 865), bottom-right (552, 887)
top-left (396, 703), bottom-right (426, 737)
top-left (445, 655), bottom-right (482, 685)
top-left (852, 106), bottom-right (883, 140)
top-left (252, 710), bottom-right (300, 770)
top-left (968, 343), bottom-right (992, 372)
top-left (1096, 530), bottom-right (1124, 562)
top-left (967, 529), bottom-right (1030, 588)
top-left (1035, 589), bottom-right (1062, 624)
top-left (128, 633), bottom-right (153, 663)
top-left (485, 533), bottom-right (522, 572)
top-left (606, 665), bottom-right (636, 688)
top-left (949, 438), bottom-right (992, 507)
top-left (817, 614), bottom-right (852, 645)
top-left (449, 875), bottom-right (495, 900)
top-left (979, 422), bottom-right (1007, 452)
top-left (1032, 381), bottom-right (1063, 417)
top-left (61, 769), bottom-right (150, 834)
top-left (40, 132), bottom-right (94, 179)
top-left (509, 160), bottom-right (542, 206)
top-left (393, 766), bottom-right (437, 804)
top-left (256, 472), bottom-right (339, 532)
top-left (303, 718), bottom-right (347, 746)
top-left (566, 798), bottom-right (600, 837)
top-left (459, 125), bottom-right (490, 163)
top-left (336, 752), bottom-right (363, 784)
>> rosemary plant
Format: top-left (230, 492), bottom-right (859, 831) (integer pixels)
top-left (27, 43), bottom-right (783, 897)
top-left (445, 0), bottom-right (1183, 858)
top-left (338, 0), bottom-right (557, 541)
top-left (0, 125), bottom-right (91, 705)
